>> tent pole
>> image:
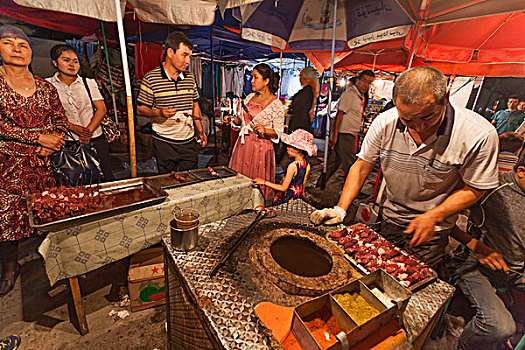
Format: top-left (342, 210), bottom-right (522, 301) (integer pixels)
top-left (320, 0), bottom-right (338, 190)
top-left (100, 22), bottom-right (119, 125)
top-left (313, 70), bottom-right (324, 134)
top-left (406, 22), bottom-right (420, 70)
top-left (277, 52), bottom-right (283, 99)
top-left (472, 76), bottom-right (485, 111)
top-left (114, 0), bottom-right (136, 178)
top-left (211, 28), bottom-right (218, 162)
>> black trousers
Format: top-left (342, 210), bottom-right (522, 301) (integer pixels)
top-left (316, 133), bottom-right (357, 187)
top-left (91, 135), bottom-right (115, 182)
top-left (152, 134), bottom-right (198, 174)
top-left (0, 240), bottom-right (18, 264)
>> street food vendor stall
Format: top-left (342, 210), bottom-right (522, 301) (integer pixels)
top-left (29, 167), bottom-right (263, 334)
top-left (162, 200), bottom-right (454, 349)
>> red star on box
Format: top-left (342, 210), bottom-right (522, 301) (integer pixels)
top-left (161, 267), bottom-right (165, 272)
top-left (152, 266), bottom-right (159, 274)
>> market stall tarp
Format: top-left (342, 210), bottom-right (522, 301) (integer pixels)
top-left (0, 0), bottom-right (99, 35)
top-left (396, 0), bottom-right (525, 25)
top-left (409, 12), bottom-right (525, 64)
top-left (14, 0), bottom-right (216, 25)
top-left (14, 0), bottom-right (263, 26)
top-left (1, 0), bottom-right (173, 43)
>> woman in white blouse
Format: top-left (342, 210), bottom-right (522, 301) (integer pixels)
top-left (46, 44), bottom-right (114, 181)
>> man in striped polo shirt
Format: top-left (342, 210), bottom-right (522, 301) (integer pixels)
top-left (311, 67), bottom-right (499, 271)
top-left (137, 32), bottom-right (206, 173)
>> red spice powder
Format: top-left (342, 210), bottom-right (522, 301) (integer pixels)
top-left (303, 308), bottom-right (345, 349)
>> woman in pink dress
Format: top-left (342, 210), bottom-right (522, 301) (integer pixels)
top-left (225, 63), bottom-right (285, 200)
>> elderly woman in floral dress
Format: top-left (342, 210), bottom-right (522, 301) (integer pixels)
top-left (0, 26), bottom-right (67, 296)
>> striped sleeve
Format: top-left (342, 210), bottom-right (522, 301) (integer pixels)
top-left (137, 75), bottom-right (154, 107)
top-left (193, 81), bottom-right (199, 102)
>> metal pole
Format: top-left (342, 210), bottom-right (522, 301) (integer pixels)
top-left (100, 22), bottom-right (119, 125)
top-left (211, 28), bottom-right (218, 162)
top-left (114, 0), bottom-right (137, 177)
top-left (320, 0), bottom-right (338, 190)
top-left (277, 51), bottom-right (283, 99)
top-left (472, 76), bottom-right (485, 111)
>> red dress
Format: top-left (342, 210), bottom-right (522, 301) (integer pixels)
top-left (228, 93), bottom-right (285, 200)
top-left (0, 75), bottom-right (68, 242)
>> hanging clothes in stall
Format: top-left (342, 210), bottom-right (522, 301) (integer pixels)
top-left (219, 65), bottom-right (227, 99)
top-left (134, 42), bottom-right (163, 80)
top-left (233, 64), bottom-right (245, 98)
top-left (189, 56), bottom-right (202, 90)
top-left (280, 68), bottom-right (302, 98)
top-left (223, 64), bottom-right (246, 98)
top-left (224, 65), bottom-right (235, 97)
top-left (201, 61), bottom-right (213, 99)
top-left (243, 65), bottom-right (252, 97)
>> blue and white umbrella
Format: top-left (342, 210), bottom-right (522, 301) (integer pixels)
top-left (235, 0), bottom-right (413, 51)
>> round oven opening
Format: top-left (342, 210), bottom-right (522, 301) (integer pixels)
top-left (270, 236), bottom-right (333, 277)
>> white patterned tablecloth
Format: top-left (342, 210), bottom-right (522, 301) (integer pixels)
top-left (38, 174), bottom-right (264, 285)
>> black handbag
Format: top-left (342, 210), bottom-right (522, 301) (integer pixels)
top-left (50, 131), bottom-right (104, 187)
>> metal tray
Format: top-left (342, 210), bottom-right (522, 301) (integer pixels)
top-left (147, 171), bottom-right (200, 190)
top-left (188, 166), bottom-right (237, 181)
top-left (27, 178), bottom-right (168, 232)
top-left (326, 224), bottom-right (437, 291)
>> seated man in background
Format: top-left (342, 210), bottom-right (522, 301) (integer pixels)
top-left (451, 151), bottom-right (525, 350)
top-left (492, 95), bottom-right (525, 135)
top-left (498, 132), bottom-right (524, 173)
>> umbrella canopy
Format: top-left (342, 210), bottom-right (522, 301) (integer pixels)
top-left (304, 11), bottom-right (525, 77)
top-left (305, 37), bottom-right (424, 73)
top-left (235, 0), bottom-right (413, 51)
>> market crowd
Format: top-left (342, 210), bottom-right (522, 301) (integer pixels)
top-left (1, 26), bottom-right (524, 350)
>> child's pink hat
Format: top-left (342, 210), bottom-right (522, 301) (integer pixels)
top-left (281, 129), bottom-right (317, 156)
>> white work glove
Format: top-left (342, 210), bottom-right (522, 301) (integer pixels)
top-left (310, 206), bottom-right (347, 225)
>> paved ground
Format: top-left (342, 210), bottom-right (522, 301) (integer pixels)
top-left (0, 132), bottom-right (455, 349)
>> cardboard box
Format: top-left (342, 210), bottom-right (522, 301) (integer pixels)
top-left (128, 247), bottom-right (166, 312)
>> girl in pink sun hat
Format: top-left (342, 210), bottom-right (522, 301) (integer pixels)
top-left (252, 129), bottom-right (317, 205)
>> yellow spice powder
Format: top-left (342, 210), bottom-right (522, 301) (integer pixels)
top-left (333, 293), bottom-right (380, 325)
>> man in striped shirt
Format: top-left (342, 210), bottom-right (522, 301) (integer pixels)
top-left (498, 132), bottom-right (524, 173)
top-left (137, 32), bottom-right (206, 173)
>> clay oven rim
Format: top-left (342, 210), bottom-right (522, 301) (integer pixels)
top-left (254, 228), bottom-right (352, 292)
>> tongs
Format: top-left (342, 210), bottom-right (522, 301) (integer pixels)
top-left (209, 205), bottom-right (277, 277)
